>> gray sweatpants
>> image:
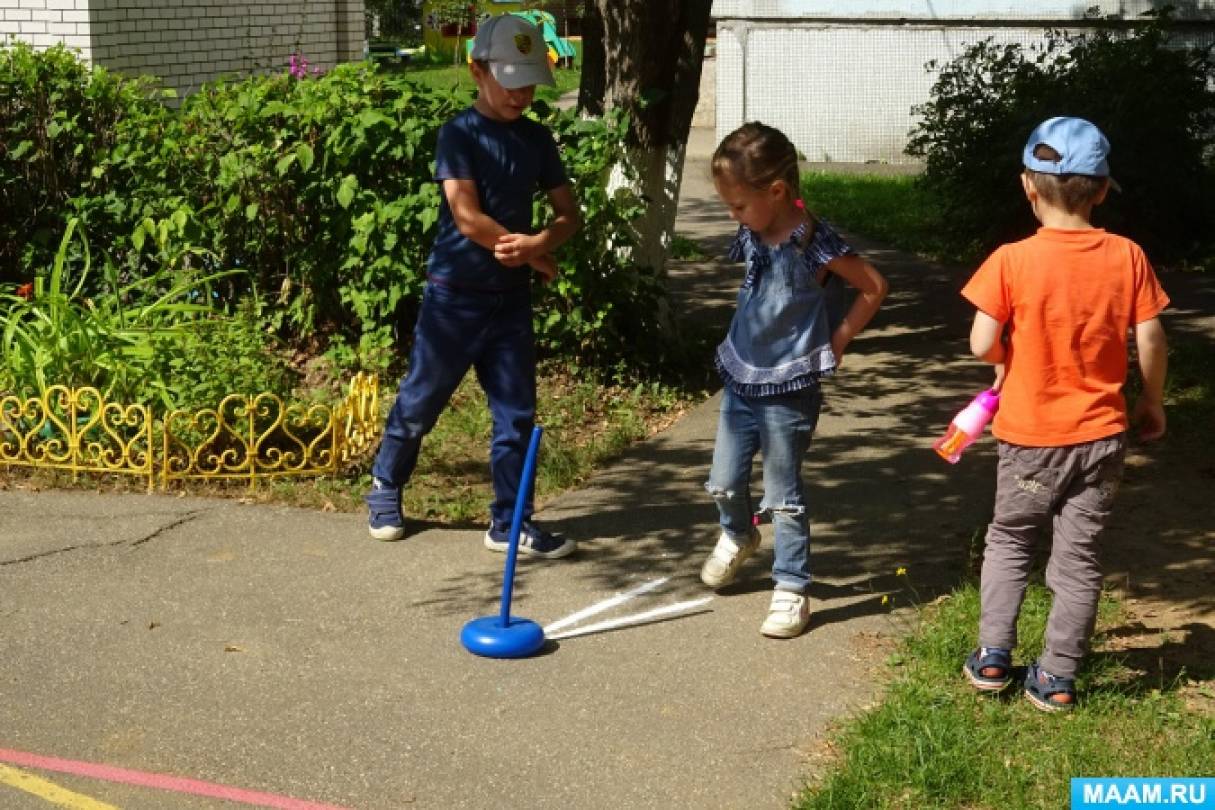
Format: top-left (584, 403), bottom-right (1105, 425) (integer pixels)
top-left (979, 434), bottom-right (1127, 679)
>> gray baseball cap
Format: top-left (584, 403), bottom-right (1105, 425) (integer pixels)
top-left (470, 14), bottom-right (555, 89)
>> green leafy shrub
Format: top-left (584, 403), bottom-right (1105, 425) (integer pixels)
top-left (163, 64), bottom-right (467, 367)
top-left (534, 104), bottom-right (675, 372)
top-left (1, 44), bottom-right (681, 382)
top-left (0, 41), bottom-right (171, 285)
top-left (0, 219), bottom-right (273, 408)
top-left (906, 12), bottom-right (1215, 264)
top-left (145, 296), bottom-right (303, 412)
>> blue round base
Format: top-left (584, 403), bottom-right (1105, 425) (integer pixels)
top-left (460, 616), bottom-right (546, 659)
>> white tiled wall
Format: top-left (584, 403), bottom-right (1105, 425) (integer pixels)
top-left (715, 21), bottom-right (1215, 164)
top-left (2, 0), bottom-right (93, 60)
top-left (710, 1), bottom-right (1214, 21)
top-left (1, 0), bottom-right (366, 97)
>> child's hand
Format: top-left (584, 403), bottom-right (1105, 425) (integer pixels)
top-left (529, 253), bottom-right (559, 284)
top-left (830, 334), bottom-right (848, 367)
top-left (1132, 395), bottom-right (1166, 442)
top-left (495, 233), bottom-right (544, 268)
top-left (830, 322), bottom-right (856, 367)
top-left (992, 363), bottom-right (1006, 392)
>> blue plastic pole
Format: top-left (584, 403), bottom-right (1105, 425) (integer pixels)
top-left (499, 425), bottom-right (542, 624)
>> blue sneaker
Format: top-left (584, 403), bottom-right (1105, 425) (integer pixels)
top-left (483, 520), bottom-right (575, 559)
top-left (365, 479), bottom-right (404, 541)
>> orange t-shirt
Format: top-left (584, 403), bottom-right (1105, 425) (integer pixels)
top-left (961, 228), bottom-right (1169, 447)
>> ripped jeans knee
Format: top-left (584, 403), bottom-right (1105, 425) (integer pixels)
top-left (761, 498), bottom-right (807, 519)
top-left (705, 480), bottom-right (754, 537)
top-left (705, 481), bottom-right (744, 502)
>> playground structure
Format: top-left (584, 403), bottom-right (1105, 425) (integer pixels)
top-left (420, 2), bottom-right (576, 67)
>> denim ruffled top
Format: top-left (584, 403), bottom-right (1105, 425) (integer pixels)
top-left (714, 218), bottom-right (853, 398)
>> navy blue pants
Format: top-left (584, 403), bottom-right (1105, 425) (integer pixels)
top-left (371, 281), bottom-right (536, 526)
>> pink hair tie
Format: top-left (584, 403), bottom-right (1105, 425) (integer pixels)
top-left (794, 198), bottom-right (806, 210)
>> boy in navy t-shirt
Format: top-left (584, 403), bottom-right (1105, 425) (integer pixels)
top-left (365, 14), bottom-right (580, 558)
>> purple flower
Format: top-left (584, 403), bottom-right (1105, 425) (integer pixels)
top-left (288, 53), bottom-right (310, 79)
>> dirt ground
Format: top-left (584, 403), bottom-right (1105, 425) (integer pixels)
top-left (1084, 270), bottom-right (1214, 712)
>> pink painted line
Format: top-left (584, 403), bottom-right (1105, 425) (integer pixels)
top-left (0, 748), bottom-right (351, 810)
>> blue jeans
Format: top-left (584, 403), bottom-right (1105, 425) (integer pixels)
top-left (705, 386), bottom-right (822, 593)
top-left (371, 281), bottom-right (536, 526)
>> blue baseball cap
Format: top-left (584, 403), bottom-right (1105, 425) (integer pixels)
top-left (1023, 117), bottom-right (1118, 187)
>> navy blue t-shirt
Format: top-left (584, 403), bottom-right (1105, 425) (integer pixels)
top-left (428, 107), bottom-right (568, 290)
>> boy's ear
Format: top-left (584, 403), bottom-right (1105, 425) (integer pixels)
top-left (1019, 171), bottom-right (1037, 202)
top-left (1094, 178), bottom-right (1111, 206)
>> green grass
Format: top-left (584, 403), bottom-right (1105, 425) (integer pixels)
top-left (796, 583), bottom-right (1215, 809)
top-left (401, 363), bottom-right (689, 522)
top-left (252, 361), bottom-right (696, 522)
top-left (1162, 338), bottom-right (1215, 437)
top-left (388, 40), bottom-right (582, 105)
top-left (801, 172), bottom-right (966, 263)
top-left (669, 233), bottom-right (709, 261)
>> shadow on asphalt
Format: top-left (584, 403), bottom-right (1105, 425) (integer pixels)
top-left (536, 228), bottom-right (1213, 647)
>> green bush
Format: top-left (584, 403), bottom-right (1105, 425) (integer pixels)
top-left (0, 219), bottom-right (273, 408)
top-left (906, 12), bottom-right (1215, 264)
top-left (535, 103), bottom-right (671, 371)
top-left (0, 41), bottom-right (171, 285)
top-left (167, 63), bottom-right (462, 367)
top-left (1, 44), bottom-right (678, 380)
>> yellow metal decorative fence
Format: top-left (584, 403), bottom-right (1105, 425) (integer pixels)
top-left (0, 385), bottom-right (155, 485)
top-left (0, 373), bottom-right (379, 491)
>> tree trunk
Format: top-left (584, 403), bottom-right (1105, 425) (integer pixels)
top-left (590, 0), bottom-right (712, 273)
top-left (576, 3), bottom-right (605, 116)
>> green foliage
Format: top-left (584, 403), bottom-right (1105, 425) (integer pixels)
top-left (0, 219), bottom-right (255, 408)
top-left (146, 296), bottom-right (302, 412)
top-left (1, 43), bottom-right (675, 385)
top-left (163, 63), bottom-right (462, 369)
top-left (669, 234), bottom-right (708, 261)
top-left (906, 12), bottom-right (1215, 264)
top-left (0, 41), bottom-right (171, 285)
top-left (536, 103), bottom-right (673, 371)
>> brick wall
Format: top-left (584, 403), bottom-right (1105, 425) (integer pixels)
top-left (1, 0), bottom-right (366, 98)
top-left (1, 0), bottom-right (92, 61)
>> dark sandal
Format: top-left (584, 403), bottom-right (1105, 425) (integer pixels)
top-left (963, 647), bottom-right (1012, 692)
top-left (1024, 662), bottom-right (1076, 713)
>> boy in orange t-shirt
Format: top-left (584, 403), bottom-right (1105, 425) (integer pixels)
top-left (958, 117), bottom-right (1169, 712)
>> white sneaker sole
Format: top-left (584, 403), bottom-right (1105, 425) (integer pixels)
top-left (483, 533), bottom-right (575, 560)
top-left (760, 616), bottom-right (810, 639)
top-left (369, 524), bottom-right (405, 541)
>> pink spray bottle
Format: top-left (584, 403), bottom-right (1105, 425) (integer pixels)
top-left (934, 389), bottom-right (1000, 464)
